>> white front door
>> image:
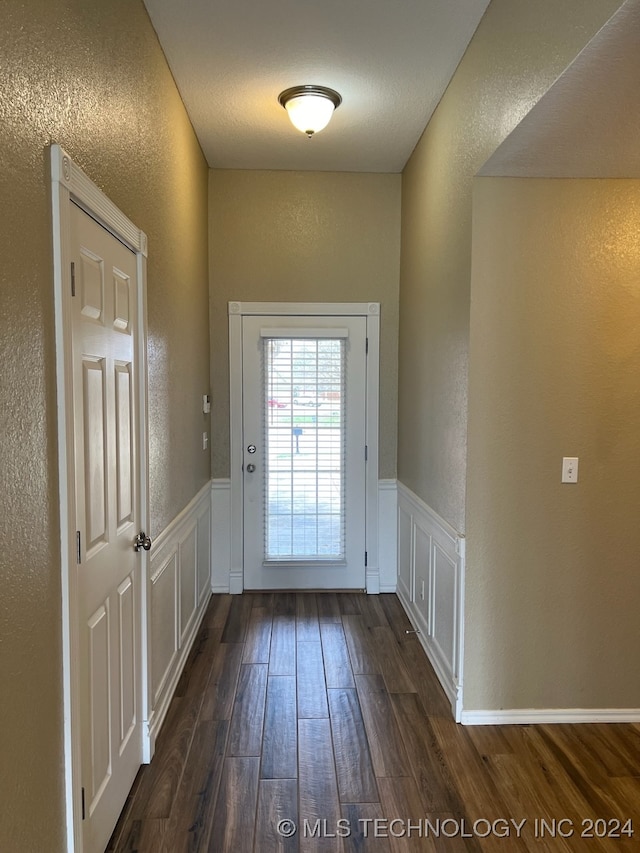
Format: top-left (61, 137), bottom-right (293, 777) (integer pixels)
top-left (71, 202), bottom-right (143, 851)
top-left (242, 314), bottom-right (367, 589)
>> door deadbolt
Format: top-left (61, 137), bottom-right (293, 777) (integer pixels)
top-left (246, 463), bottom-right (256, 473)
top-left (247, 444), bottom-right (257, 454)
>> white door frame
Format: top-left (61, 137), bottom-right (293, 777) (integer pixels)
top-left (228, 301), bottom-right (380, 594)
top-left (50, 144), bottom-right (150, 852)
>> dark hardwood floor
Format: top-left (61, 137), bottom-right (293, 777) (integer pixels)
top-left (108, 593), bottom-right (640, 852)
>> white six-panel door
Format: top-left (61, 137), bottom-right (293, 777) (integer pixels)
top-left (71, 203), bottom-right (142, 852)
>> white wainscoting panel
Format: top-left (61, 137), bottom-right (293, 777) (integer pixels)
top-left (145, 482), bottom-right (211, 758)
top-left (197, 504), bottom-right (212, 605)
top-left (179, 522), bottom-right (197, 645)
top-left (378, 480), bottom-right (398, 593)
top-left (397, 497), bottom-right (412, 603)
top-left (413, 524), bottom-right (431, 632)
top-left (432, 541), bottom-right (457, 675)
top-left (211, 479), bottom-right (234, 593)
top-left (396, 482), bottom-right (465, 722)
top-left (150, 551), bottom-right (178, 706)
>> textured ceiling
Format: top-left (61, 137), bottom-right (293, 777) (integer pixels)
top-left (142, 0), bottom-right (490, 172)
top-left (479, 0), bottom-right (640, 178)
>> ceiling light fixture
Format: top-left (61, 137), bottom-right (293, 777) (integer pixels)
top-left (278, 85), bottom-right (342, 138)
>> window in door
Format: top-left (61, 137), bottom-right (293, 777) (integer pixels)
top-left (263, 336), bottom-right (345, 562)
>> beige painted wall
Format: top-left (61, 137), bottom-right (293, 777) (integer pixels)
top-left (398, 0), bottom-right (623, 532)
top-left (0, 1), bottom-right (209, 848)
top-left (209, 169), bottom-right (401, 479)
top-left (467, 178), bottom-right (640, 709)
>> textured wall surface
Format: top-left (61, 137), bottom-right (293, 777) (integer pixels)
top-left (398, 0), bottom-right (623, 532)
top-left (0, 0), bottom-right (209, 848)
top-left (479, 1), bottom-right (640, 180)
top-left (209, 169), bottom-right (401, 480)
top-left (467, 178), bottom-right (640, 709)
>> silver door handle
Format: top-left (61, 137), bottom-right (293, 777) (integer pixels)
top-left (134, 531), bottom-right (152, 552)
top-left (246, 463), bottom-right (256, 473)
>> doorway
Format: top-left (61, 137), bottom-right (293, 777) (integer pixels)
top-left (229, 302), bottom-right (380, 592)
top-left (51, 145), bottom-right (149, 852)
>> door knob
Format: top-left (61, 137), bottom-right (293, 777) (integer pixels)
top-left (134, 531), bottom-right (152, 552)
top-left (246, 463), bottom-right (256, 473)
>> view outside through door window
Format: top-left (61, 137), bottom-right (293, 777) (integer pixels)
top-left (263, 337), bottom-right (345, 562)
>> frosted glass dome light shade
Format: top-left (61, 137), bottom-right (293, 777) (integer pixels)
top-left (278, 85), bottom-right (342, 137)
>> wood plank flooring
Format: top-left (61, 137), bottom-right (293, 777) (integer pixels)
top-left (108, 593), bottom-right (640, 852)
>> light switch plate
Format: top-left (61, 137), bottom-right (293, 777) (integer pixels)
top-left (562, 457), bottom-right (578, 483)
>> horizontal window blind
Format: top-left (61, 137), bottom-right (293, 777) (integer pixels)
top-left (262, 336), bottom-right (346, 562)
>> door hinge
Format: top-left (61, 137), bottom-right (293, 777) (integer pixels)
top-left (81, 787), bottom-right (86, 821)
top-left (366, 337), bottom-right (369, 355)
top-left (76, 531), bottom-right (81, 564)
top-left (71, 262), bottom-right (76, 297)
top-left (364, 551), bottom-right (368, 567)
top-left (365, 445), bottom-right (368, 461)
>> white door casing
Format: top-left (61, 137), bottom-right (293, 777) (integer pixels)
top-left (51, 145), bottom-right (150, 853)
top-left (229, 302), bottom-right (380, 594)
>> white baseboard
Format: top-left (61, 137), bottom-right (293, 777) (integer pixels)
top-left (144, 483), bottom-right (212, 760)
top-left (461, 708), bottom-right (640, 726)
top-left (396, 482), bottom-right (465, 722)
top-left (365, 568), bottom-right (380, 594)
top-left (229, 571), bottom-right (243, 595)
